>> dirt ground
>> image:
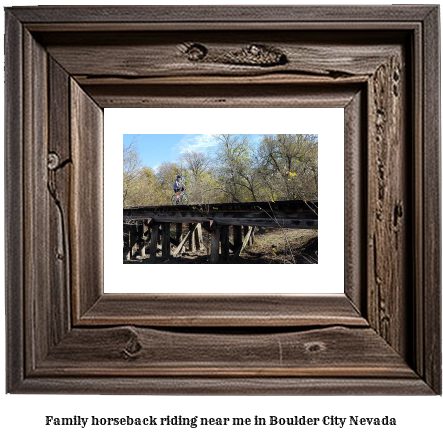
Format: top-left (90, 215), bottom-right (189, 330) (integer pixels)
top-left (124, 227), bottom-right (318, 264)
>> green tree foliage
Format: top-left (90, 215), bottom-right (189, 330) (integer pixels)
top-left (124, 166), bottom-right (161, 207)
top-left (123, 135), bottom-right (142, 206)
top-left (257, 134), bottom-right (318, 201)
top-left (212, 134), bottom-right (260, 202)
top-left (179, 150), bottom-right (218, 204)
top-left (123, 134), bottom-right (318, 206)
top-left (180, 150), bottom-right (210, 180)
top-left (156, 161), bottom-right (185, 201)
top-left (123, 136), bottom-right (161, 206)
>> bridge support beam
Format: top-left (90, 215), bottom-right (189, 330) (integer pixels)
top-left (220, 226), bottom-right (230, 262)
top-left (123, 224), bottom-right (131, 260)
top-left (130, 224), bottom-right (138, 257)
top-left (161, 223), bottom-right (171, 257)
top-left (142, 220), bottom-right (151, 255)
top-left (233, 225), bottom-right (242, 253)
top-left (124, 200), bottom-right (318, 263)
top-left (210, 228), bottom-right (220, 263)
top-left (173, 223), bottom-right (197, 256)
top-left (188, 223), bottom-right (195, 252)
top-left (231, 226), bottom-right (253, 261)
top-left (176, 223), bottom-right (183, 245)
top-left (243, 225), bottom-right (253, 247)
top-left (150, 224), bottom-right (159, 258)
top-left (137, 223), bottom-right (145, 257)
top-left (194, 224), bottom-right (203, 251)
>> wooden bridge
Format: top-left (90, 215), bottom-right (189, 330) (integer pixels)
top-left (123, 200), bottom-right (318, 263)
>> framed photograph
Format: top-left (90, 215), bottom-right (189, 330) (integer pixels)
top-left (5, 5), bottom-right (440, 394)
top-left (120, 127), bottom-right (321, 267)
top-left (108, 108), bottom-right (342, 295)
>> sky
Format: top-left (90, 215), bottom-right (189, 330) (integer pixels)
top-left (123, 134), bottom-right (262, 170)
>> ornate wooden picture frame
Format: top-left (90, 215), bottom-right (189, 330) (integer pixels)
top-left (5, 6), bottom-right (441, 394)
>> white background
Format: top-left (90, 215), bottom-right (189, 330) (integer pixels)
top-left (1, 1), bottom-right (442, 437)
top-left (106, 108), bottom-right (343, 294)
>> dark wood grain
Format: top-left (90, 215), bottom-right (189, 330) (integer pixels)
top-left (4, 5), bottom-right (441, 395)
top-left (366, 50), bottom-right (409, 358)
top-left (42, 33), bottom-right (399, 79)
top-left (5, 10), bottom-right (24, 393)
top-left (23, 29), bottom-right (50, 372)
top-left (13, 377), bottom-right (434, 396)
top-left (70, 80), bottom-right (104, 320)
top-left (411, 13), bottom-right (425, 387)
top-left (37, 326), bottom-right (415, 377)
top-left (149, 224), bottom-right (160, 258)
top-left (344, 90), bottom-right (366, 314)
top-left (80, 294), bottom-right (366, 327)
top-left (83, 83), bottom-right (361, 109)
top-left (422, 6), bottom-right (442, 394)
top-left (9, 5), bottom-right (436, 24)
top-left (161, 223), bottom-right (171, 257)
top-left (48, 57), bottom-right (72, 345)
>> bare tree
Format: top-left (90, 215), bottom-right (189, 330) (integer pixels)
top-left (122, 134), bottom-right (318, 207)
top-left (257, 134), bottom-right (318, 200)
top-left (212, 134), bottom-right (260, 202)
top-left (123, 135), bottom-right (142, 205)
top-left (179, 150), bottom-right (211, 180)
